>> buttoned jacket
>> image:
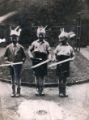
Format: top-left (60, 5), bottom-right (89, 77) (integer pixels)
top-left (4, 43), bottom-right (26, 62)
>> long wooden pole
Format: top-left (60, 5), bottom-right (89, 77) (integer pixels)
top-left (0, 62), bottom-right (23, 67)
top-left (31, 59), bottom-right (50, 69)
top-left (48, 58), bottom-right (74, 68)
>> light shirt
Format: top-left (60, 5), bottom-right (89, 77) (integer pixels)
top-left (29, 39), bottom-right (51, 54)
top-left (54, 44), bottom-right (74, 56)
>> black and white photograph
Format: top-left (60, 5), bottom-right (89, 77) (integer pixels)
top-left (0, 0), bottom-right (89, 120)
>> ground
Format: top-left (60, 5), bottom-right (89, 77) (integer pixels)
top-left (0, 47), bottom-right (89, 120)
top-left (0, 81), bottom-right (89, 120)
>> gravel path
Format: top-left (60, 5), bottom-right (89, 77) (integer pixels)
top-left (0, 81), bottom-right (89, 120)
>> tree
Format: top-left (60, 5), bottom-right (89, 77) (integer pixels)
top-left (49, 0), bottom-right (83, 24)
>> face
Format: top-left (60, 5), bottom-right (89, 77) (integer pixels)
top-left (11, 35), bottom-right (18, 44)
top-left (61, 40), bottom-right (66, 45)
top-left (60, 37), bottom-right (67, 45)
top-left (39, 34), bottom-right (44, 41)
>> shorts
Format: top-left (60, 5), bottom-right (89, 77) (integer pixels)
top-left (32, 51), bottom-right (48, 76)
top-left (56, 55), bottom-right (70, 77)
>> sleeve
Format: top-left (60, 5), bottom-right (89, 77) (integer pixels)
top-left (70, 46), bottom-right (75, 58)
top-left (21, 47), bottom-right (26, 62)
top-left (28, 43), bottom-right (35, 58)
top-left (46, 42), bottom-right (51, 54)
top-left (52, 46), bottom-right (59, 61)
top-left (54, 45), bottom-right (59, 55)
top-left (29, 42), bottom-right (34, 51)
top-left (4, 47), bottom-right (9, 61)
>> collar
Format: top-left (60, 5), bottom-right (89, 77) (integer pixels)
top-left (11, 43), bottom-right (19, 47)
top-left (37, 39), bottom-right (45, 43)
top-left (60, 42), bottom-right (69, 46)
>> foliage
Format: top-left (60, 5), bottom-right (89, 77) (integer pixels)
top-left (51, 0), bottom-right (82, 23)
top-left (0, 0), bottom-right (89, 46)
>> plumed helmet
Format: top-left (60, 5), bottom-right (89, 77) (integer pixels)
top-left (37, 26), bottom-right (46, 37)
top-left (10, 26), bottom-right (21, 37)
top-left (59, 36), bottom-right (68, 42)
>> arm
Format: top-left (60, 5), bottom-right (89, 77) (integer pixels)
top-left (46, 42), bottom-right (52, 60)
top-left (4, 47), bottom-right (13, 64)
top-left (70, 47), bottom-right (75, 59)
top-left (4, 47), bottom-right (9, 62)
top-left (28, 43), bottom-right (34, 59)
top-left (53, 46), bottom-right (59, 61)
top-left (21, 47), bottom-right (26, 63)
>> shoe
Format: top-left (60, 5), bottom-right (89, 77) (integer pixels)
top-left (39, 93), bottom-right (45, 96)
top-left (59, 93), bottom-right (64, 97)
top-left (11, 93), bottom-right (16, 97)
top-left (41, 91), bottom-right (45, 96)
top-left (59, 93), bottom-right (68, 97)
top-left (11, 85), bottom-right (16, 97)
top-left (63, 94), bottom-right (68, 97)
top-left (35, 90), bottom-right (39, 96)
top-left (16, 88), bottom-right (21, 97)
top-left (16, 93), bottom-right (20, 97)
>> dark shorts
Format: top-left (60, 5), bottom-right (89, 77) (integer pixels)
top-left (32, 52), bottom-right (48, 77)
top-left (56, 55), bottom-right (70, 77)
